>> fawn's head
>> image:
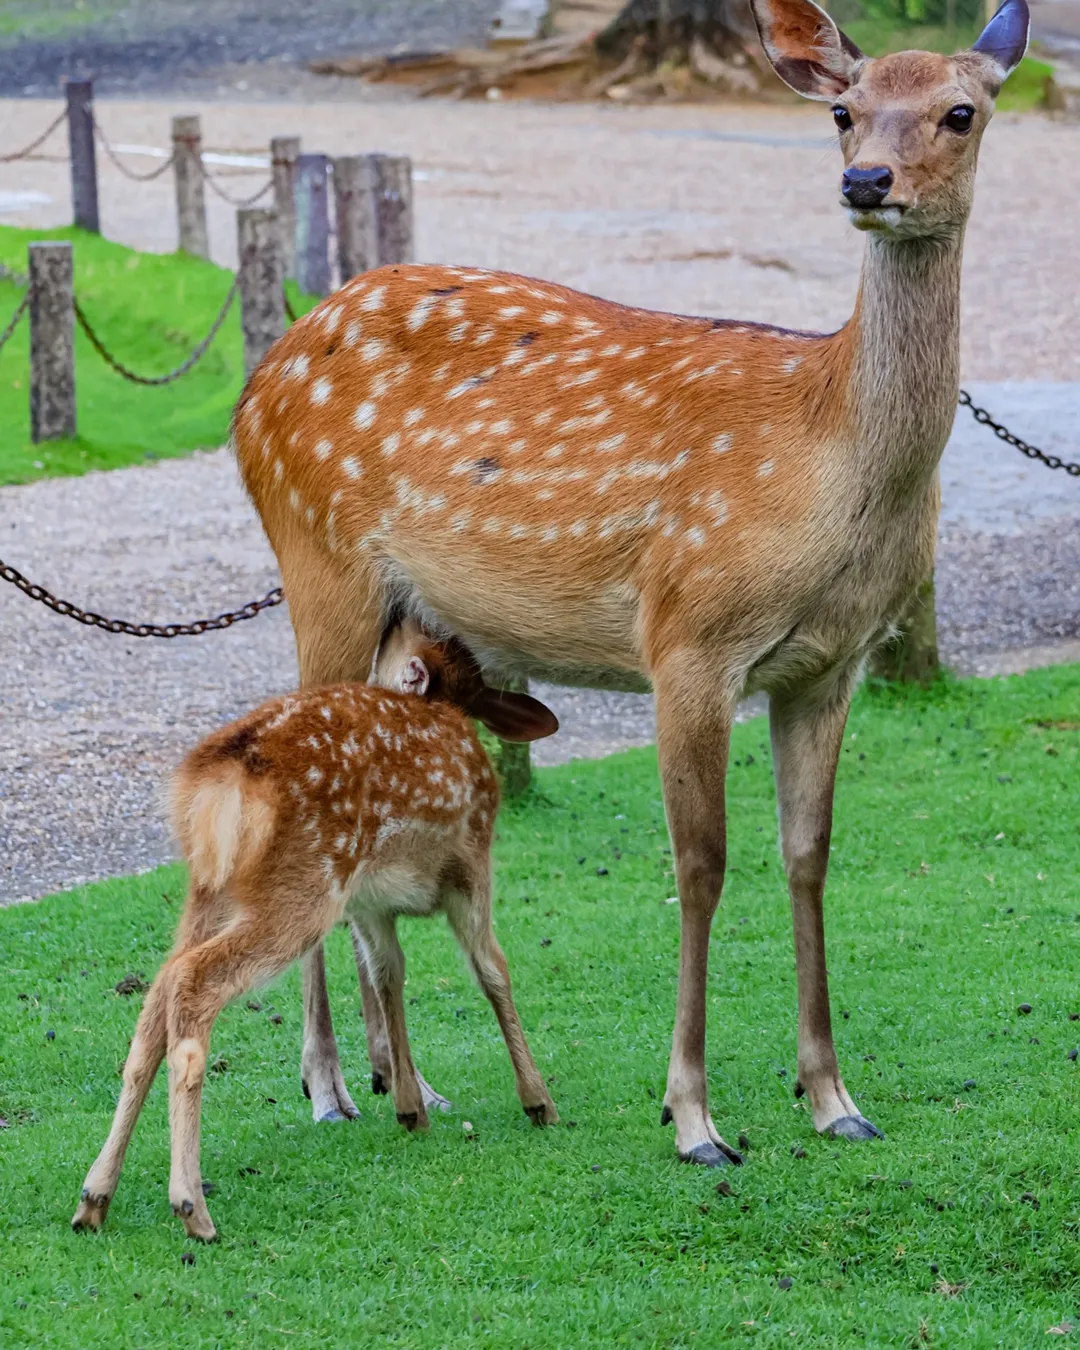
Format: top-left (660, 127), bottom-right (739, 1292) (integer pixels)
top-left (374, 619), bottom-right (559, 743)
top-left (751, 0), bottom-right (1029, 239)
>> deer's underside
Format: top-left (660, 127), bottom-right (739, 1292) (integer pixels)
top-left (236, 264), bottom-right (940, 700)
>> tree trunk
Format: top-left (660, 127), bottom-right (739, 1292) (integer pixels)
top-left (595, 0), bottom-right (760, 66)
top-left (871, 575), bottom-right (941, 685)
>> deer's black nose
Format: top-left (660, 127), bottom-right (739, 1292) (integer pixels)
top-left (842, 166), bottom-right (893, 208)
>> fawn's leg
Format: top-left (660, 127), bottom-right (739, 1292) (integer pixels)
top-left (444, 866), bottom-right (557, 1125)
top-left (350, 922), bottom-right (452, 1113)
top-left (72, 885), bottom-right (228, 1232)
top-left (352, 917), bottom-right (427, 1132)
top-left (654, 653), bottom-right (743, 1167)
top-left (770, 674), bottom-right (883, 1141)
top-left (72, 966), bottom-right (172, 1231)
top-left (168, 917), bottom-right (318, 1241)
top-left (301, 945), bottom-right (360, 1123)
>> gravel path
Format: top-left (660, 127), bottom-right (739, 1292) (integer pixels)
top-left (2, 385), bottom-right (1077, 905)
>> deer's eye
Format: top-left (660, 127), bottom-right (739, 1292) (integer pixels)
top-left (942, 104), bottom-right (974, 133)
top-left (832, 105), bottom-right (852, 132)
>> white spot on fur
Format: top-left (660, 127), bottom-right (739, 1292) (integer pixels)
top-left (712, 433), bottom-right (733, 455)
top-left (354, 401), bottom-right (377, 431)
top-left (341, 456), bottom-right (363, 479)
top-left (361, 285), bottom-right (387, 312)
top-left (311, 377), bottom-right (332, 406)
top-left (314, 438), bottom-right (333, 460)
top-left (757, 459), bottom-right (776, 477)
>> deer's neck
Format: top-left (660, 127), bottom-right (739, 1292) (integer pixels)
top-left (842, 229), bottom-right (964, 489)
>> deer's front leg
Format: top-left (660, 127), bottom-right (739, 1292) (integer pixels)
top-left (770, 678), bottom-right (883, 1142)
top-left (655, 657), bottom-right (743, 1168)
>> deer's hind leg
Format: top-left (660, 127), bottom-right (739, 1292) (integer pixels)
top-left (73, 885), bottom-right (227, 1232)
top-left (288, 549), bottom-right (449, 1120)
top-left (167, 901), bottom-right (329, 1242)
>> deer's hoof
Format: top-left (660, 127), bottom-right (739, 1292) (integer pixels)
top-left (71, 1189), bottom-right (110, 1232)
top-left (317, 1107), bottom-right (348, 1123)
top-left (524, 1099), bottom-right (558, 1127)
top-left (825, 1114), bottom-right (884, 1141)
top-left (371, 1071), bottom-right (389, 1096)
top-left (680, 1140), bottom-right (744, 1168)
top-left (301, 1077), bottom-right (311, 1099)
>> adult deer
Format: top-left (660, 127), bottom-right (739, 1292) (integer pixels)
top-left (234, 0), bottom-right (1029, 1164)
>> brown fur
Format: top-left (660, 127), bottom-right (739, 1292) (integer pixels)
top-left (229, 0), bottom-right (1027, 1163)
top-left (72, 624), bottom-right (558, 1242)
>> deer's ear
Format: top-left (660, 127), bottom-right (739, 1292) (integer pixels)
top-left (749, 0), bottom-right (864, 100)
top-left (399, 655), bottom-right (430, 697)
top-left (472, 689), bottom-right (559, 744)
top-left (971, 0), bottom-right (1029, 88)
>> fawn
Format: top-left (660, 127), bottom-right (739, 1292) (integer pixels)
top-left (72, 620), bottom-right (559, 1242)
top-left (232, 0), bottom-right (1030, 1164)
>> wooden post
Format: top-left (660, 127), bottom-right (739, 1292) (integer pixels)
top-left (332, 154), bottom-right (379, 282)
top-left (373, 154), bottom-right (414, 265)
top-left (497, 677), bottom-right (532, 797)
top-left (29, 242), bottom-right (76, 442)
top-left (293, 153), bottom-right (331, 296)
top-left (871, 575), bottom-right (940, 685)
top-left (172, 114), bottom-right (208, 259)
top-left (238, 209), bottom-right (285, 378)
top-left (65, 79), bottom-right (99, 233)
top-left (271, 136), bottom-right (301, 280)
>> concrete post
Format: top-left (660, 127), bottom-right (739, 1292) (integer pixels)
top-left (332, 153), bottom-right (379, 282)
top-left (271, 135), bottom-right (301, 280)
top-left (29, 242), bottom-right (76, 442)
top-left (65, 79), bottom-right (99, 233)
top-left (172, 114), bottom-right (209, 259)
top-left (294, 153), bottom-right (331, 296)
top-left (373, 154), bottom-right (414, 265)
top-left (238, 209), bottom-right (285, 377)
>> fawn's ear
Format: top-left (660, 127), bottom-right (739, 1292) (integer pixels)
top-left (472, 689), bottom-right (559, 743)
top-left (399, 655), bottom-right (430, 698)
top-left (749, 0), bottom-right (864, 100)
top-left (971, 0), bottom-right (1029, 90)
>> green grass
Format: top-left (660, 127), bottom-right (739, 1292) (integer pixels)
top-left (2, 665), bottom-right (1080, 1346)
top-left (0, 227), bottom-right (318, 486)
top-left (0, 1), bottom-right (114, 42)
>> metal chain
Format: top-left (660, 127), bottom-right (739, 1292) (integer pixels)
top-left (201, 166), bottom-right (274, 208)
top-left (0, 106), bottom-right (67, 164)
top-left (91, 116), bottom-right (176, 181)
top-left (0, 291), bottom-right (29, 353)
top-left (958, 389), bottom-right (1080, 478)
top-left (0, 557), bottom-right (284, 637)
top-left (73, 275), bottom-right (240, 386)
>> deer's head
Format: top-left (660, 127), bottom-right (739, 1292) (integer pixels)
top-left (750, 0), bottom-right (1029, 239)
top-left (375, 618), bottom-right (559, 743)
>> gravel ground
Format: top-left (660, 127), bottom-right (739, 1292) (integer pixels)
top-left (2, 386), bottom-right (1077, 905)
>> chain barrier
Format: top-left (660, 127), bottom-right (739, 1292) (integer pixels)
top-left (200, 165), bottom-right (274, 208)
top-left (958, 389), bottom-right (1080, 479)
top-left (73, 275), bottom-right (240, 386)
top-left (0, 558), bottom-right (284, 637)
top-left (0, 291), bottom-right (29, 353)
top-left (90, 115), bottom-right (177, 181)
top-left (0, 107), bottom-right (68, 164)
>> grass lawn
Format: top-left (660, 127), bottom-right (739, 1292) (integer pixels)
top-left (0, 226), bottom-right (317, 487)
top-left (1, 665), bottom-right (1079, 1346)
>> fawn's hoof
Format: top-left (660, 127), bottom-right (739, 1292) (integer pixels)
top-left (174, 1197), bottom-right (218, 1243)
top-left (396, 1109), bottom-right (429, 1133)
top-left (71, 1188), bottom-right (110, 1232)
top-left (371, 1071), bottom-right (389, 1096)
top-left (824, 1114), bottom-right (884, 1141)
